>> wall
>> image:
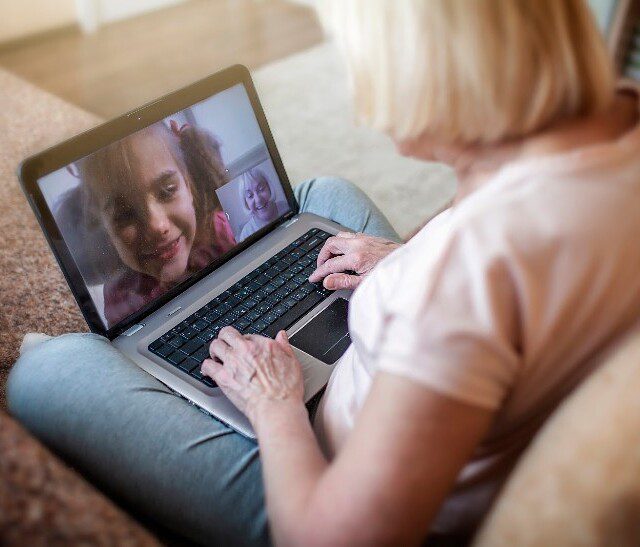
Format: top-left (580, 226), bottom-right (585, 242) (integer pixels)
top-left (0, 0), bottom-right (76, 44)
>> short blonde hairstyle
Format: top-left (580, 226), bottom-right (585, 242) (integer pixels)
top-left (238, 166), bottom-right (274, 212)
top-left (318, 0), bottom-right (615, 143)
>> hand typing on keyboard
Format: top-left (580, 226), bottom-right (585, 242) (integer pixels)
top-left (201, 327), bottom-right (304, 426)
top-left (308, 232), bottom-right (401, 291)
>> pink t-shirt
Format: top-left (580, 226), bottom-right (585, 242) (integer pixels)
top-left (314, 90), bottom-right (640, 537)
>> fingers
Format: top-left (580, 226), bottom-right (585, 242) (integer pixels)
top-left (275, 330), bottom-right (295, 356)
top-left (217, 326), bottom-right (245, 348)
top-left (209, 338), bottom-right (232, 362)
top-left (309, 253), bottom-right (358, 282)
top-left (201, 358), bottom-right (223, 378)
top-left (323, 272), bottom-right (361, 290)
top-left (316, 234), bottom-right (361, 268)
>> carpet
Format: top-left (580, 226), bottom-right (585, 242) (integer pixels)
top-left (0, 43), bottom-right (456, 410)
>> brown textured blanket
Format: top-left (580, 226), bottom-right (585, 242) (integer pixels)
top-left (0, 69), bottom-right (101, 410)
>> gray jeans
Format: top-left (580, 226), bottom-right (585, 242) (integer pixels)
top-left (7, 177), bottom-right (399, 546)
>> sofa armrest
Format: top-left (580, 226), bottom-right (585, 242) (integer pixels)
top-left (473, 326), bottom-right (640, 547)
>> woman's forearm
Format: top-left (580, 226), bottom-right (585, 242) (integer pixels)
top-left (253, 399), bottom-right (328, 545)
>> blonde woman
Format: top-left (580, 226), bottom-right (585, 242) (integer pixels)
top-left (238, 166), bottom-right (290, 241)
top-left (9, 1), bottom-right (640, 545)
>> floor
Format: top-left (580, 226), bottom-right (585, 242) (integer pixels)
top-left (0, 0), bottom-right (323, 119)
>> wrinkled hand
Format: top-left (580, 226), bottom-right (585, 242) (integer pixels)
top-left (201, 327), bottom-right (304, 424)
top-left (308, 232), bottom-right (401, 290)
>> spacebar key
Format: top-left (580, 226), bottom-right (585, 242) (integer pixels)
top-left (263, 291), bottom-right (324, 338)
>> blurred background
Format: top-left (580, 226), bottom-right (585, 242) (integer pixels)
top-left (0, 0), bottom-right (323, 118)
top-left (0, 0), bottom-right (638, 121)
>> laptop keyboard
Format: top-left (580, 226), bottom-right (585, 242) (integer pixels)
top-left (148, 228), bottom-right (333, 388)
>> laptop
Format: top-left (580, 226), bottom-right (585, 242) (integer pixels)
top-left (19, 65), bottom-right (353, 438)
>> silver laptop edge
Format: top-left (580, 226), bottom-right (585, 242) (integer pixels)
top-left (112, 212), bottom-right (351, 439)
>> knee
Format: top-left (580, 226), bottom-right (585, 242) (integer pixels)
top-left (296, 176), bottom-right (371, 216)
top-left (7, 333), bottom-right (108, 420)
top-left (299, 176), bottom-right (364, 202)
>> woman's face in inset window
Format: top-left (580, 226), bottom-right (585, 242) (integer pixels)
top-left (98, 129), bottom-right (197, 284)
top-left (244, 175), bottom-right (276, 222)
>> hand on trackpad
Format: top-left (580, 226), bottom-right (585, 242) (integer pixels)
top-left (289, 298), bottom-right (351, 364)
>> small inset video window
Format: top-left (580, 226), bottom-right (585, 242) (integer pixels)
top-left (216, 160), bottom-right (290, 242)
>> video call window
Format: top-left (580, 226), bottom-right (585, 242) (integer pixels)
top-left (37, 84), bottom-right (291, 329)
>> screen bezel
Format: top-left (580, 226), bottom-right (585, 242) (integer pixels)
top-left (19, 65), bottom-right (299, 340)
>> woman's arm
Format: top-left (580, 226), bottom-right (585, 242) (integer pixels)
top-left (204, 328), bottom-right (494, 547)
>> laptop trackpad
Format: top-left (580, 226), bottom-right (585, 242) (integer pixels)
top-left (290, 298), bottom-right (351, 364)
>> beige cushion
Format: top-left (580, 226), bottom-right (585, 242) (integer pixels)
top-left (473, 326), bottom-right (640, 547)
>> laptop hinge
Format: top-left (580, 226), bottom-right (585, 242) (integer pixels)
top-left (122, 323), bottom-right (145, 336)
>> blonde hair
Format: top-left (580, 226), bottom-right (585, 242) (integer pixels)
top-left (318, 0), bottom-right (615, 143)
top-left (238, 166), bottom-right (274, 212)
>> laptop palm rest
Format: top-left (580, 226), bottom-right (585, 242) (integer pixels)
top-left (290, 298), bottom-right (351, 364)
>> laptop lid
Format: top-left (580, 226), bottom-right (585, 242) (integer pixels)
top-left (20, 65), bottom-right (298, 340)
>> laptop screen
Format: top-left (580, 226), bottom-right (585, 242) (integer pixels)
top-left (37, 83), bottom-right (292, 329)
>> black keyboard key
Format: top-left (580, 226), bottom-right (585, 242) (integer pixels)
top-left (262, 312), bottom-right (278, 325)
top-left (291, 289), bottom-right (307, 301)
top-left (191, 367), bottom-right (216, 387)
top-left (179, 357), bottom-right (201, 373)
top-left (273, 304), bottom-right (287, 317)
top-left (218, 315), bottom-right (235, 328)
top-left (179, 327), bottom-right (199, 340)
top-left (256, 303), bottom-right (271, 315)
top-left (198, 329), bottom-right (216, 344)
top-left (204, 310), bottom-right (222, 323)
top-left (293, 274), bottom-right (307, 285)
top-left (167, 350), bottom-right (188, 366)
top-left (301, 236), bottom-right (323, 251)
top-left (244, 298), bottom-right (258, 309)
top-left (299, 282), bottom-right (315, 295)
top-left (181, 338), bottom-right (204, 355)
top-left (253, 320), bottom-right (269, 333)
top-left (149, 339), bottom-right (163, 351)
top-left (192, 346), bottom-right (210, 363)
top-left (246, 281), bottom-right (262, 293)
top-left (283, 297), bottom-right (297, 309)
top-left (246, 309), bottom-right (263, 322)
top-left (234, 319), bottom-right (251, 331)
top-left (167, 336), bottom-right (185, 349)
top-left (192, 319), bottom-right (209, 331)
top-left (154, 343), bottom-right (174, 358)
top-left (263, 283), bottom-right (278, 296)
top-left (214, 302), bottom-right (233, 315)
top-left (264, 290), bottom-right (325, 338)
top-left (256, 273), bottom-right (271, 286)
top-left (225, 295), bottom-right (242, 307)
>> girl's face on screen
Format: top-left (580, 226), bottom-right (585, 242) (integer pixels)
top-left (99, 129), bottom-right (197, 284)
